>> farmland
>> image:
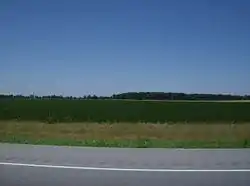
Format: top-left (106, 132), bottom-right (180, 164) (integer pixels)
top-left (0, 99), bottom-right (250, 148)
top-left (0, 99), bottom-right (250, 123)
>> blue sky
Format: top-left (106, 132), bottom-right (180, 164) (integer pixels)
top-left (1, 0), bottom-right (250, 96)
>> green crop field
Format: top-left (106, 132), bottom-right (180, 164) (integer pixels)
top-left (0, 99), bottom-right (250, 123)
top-left (0, 99), bottom-right (250, 148)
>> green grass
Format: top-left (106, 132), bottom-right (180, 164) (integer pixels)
top-left (1, 137), bottom-right (249, 148)
top-left (0, 99), bottom-right (250, 123)
top-left (0, 121), bottom-right (249, 148)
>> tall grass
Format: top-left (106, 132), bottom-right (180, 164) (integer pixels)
top-left (0, 121), bottom-right (249, 148)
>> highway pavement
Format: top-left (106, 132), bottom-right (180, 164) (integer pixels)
top-left (0, 143), bottom-right (250, 186)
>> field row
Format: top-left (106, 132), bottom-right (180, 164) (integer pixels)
top-left (0, 99), bottom-right (250, 123)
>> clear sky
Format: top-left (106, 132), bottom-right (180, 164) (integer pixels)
top-left (1, 0), bottom-right (250, 96)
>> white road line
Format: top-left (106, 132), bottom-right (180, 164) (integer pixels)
top-left (0, 162), bottom-right (250, 172)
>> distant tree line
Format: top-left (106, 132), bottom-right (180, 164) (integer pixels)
top-left (0, 92), bottom-right (250, 101)
top-left (111, 92), bottom-right (250, 100)
top-left (0, 94), bottom-right (109, 100)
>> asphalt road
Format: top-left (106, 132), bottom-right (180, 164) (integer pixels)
top-left (0, 143), bottom-right (250, 186)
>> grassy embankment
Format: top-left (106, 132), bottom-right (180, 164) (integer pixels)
top-left (0, 99), bottom-right (250, 148)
